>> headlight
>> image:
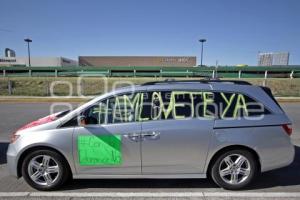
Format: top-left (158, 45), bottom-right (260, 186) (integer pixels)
top-left (10, 132), bottom-right (20, 143)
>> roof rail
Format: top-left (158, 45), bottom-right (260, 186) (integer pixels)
top-left (142, 79), bottom-right (252, 86)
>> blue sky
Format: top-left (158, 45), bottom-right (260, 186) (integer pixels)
top-left (0, 0), bottom-right (299, 65)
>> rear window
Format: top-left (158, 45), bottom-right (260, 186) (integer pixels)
top-left (260, 86), bottom-right (283, 111)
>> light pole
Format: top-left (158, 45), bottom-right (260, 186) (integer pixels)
top-left (199, 39), bottom-right (206, 66)
top-left (24, 38), bottom-right (32, 67)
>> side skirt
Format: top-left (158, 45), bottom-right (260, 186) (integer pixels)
top-left (73, 173), bottom-right (207, 179)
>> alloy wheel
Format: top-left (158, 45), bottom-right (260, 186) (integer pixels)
top-left (27, 155), bottom-right (60, 186)
top-left (218, 154), bottom-right (251, 185)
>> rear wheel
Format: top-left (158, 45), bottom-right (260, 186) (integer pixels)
top-left (22, 150), bottom-right (69, 191)
top-left (210, 149), bottom-right (258, 190)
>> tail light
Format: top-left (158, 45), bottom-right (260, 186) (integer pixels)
top-left (282, 124), bottom-right (292, 136)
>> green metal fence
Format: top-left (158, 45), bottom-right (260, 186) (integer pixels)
top-left (0, 66), bottom-right (299, 78)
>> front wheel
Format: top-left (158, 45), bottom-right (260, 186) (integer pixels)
top-left (210, 149), bottom-right (258, 190)
top-left (22, 150), bottom-right (69, 191)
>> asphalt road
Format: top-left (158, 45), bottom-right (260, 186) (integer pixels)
top-left (0, 102), bottom-right (300, 199)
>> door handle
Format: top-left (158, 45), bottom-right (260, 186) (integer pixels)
top-left (124, 133), bottom-right (140, 142)
top-left (141, 131), bottom-right (160, 138)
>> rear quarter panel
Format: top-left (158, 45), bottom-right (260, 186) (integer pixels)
top-left (206, 123), bottom-right (294, 173)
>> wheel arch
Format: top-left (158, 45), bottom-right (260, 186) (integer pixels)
top-left (17, 145), bottom-right (72, 178)
top-left (206, 145), bottom-right (261, 176)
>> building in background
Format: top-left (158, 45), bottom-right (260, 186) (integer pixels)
top-left (79, 56), bottom-right (197, 67)
top-left (258, 52), bottom-right (289, 66)
top-left (0, 56), bottom-right (78, 67)
top-left (5, 48), bottom-right (16, 57)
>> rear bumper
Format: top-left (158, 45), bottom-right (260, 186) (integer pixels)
top-left (6, 144), bottom-right (19, 178)
top-left (261, 142), bottom-right (295, 172)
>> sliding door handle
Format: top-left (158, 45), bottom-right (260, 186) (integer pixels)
top-left (141, 131), bottom-right (160, 138)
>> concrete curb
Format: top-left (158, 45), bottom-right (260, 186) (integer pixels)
top-left (276, 97), bottom-right (300, 103)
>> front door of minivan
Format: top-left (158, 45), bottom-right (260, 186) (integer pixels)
top-left (73, 93), bottom-right (142, 175)
top-left (140, 91), bottom-right (214, 174)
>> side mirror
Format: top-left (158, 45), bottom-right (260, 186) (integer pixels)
top-left (78, 115), bottom-right (87, 126)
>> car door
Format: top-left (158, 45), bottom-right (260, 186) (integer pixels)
top-left (140, 90), bottom-right (214, 174)
top-left (73, 92), bottom-right (142, 175)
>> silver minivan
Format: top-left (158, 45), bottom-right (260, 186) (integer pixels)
top-left (7, 80), bottom-right (295, 190)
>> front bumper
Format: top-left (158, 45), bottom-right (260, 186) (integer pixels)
top-left (6, 144), bottom-right (19, 178)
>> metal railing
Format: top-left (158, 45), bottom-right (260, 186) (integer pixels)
top-left (0, 66), bottom-right (299, 78)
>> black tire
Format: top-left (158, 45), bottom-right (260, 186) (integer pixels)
top-left (210, 149), bottom-right (258, 190)
top-left (21, 149), bottom-right (70, 191)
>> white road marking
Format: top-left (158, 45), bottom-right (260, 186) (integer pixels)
top-left (0, 192), bottom-right (300, 198)
top-left (30, 192), bottom-right (205, 197)
top-left (204, 192), bottom-right (300, 197)
top-left (0, 192), bottom-right (29, 197)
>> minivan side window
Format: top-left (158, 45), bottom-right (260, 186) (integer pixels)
top-left (77, 90), bottom-right (270, 126)
top-left (83, 101), bottom-right (108, 125)
top-left (139, 91), bottom-right (194, 121)
top-left (83, 92), bottom-right (141, 125)
top-left (214, 92), bottom-right (270, 119)
top-left (139, 90), bottom-right (269, 121)
top-left (139, 91), bottom-right (216, 121)
top-left (107, 93), bottom-right (140, 124)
